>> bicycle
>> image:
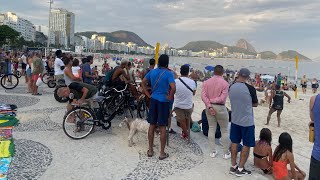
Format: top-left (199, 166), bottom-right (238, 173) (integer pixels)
top-left (62, 84), bottom-right (134, 139)
top-left (0, 73), bottom-right (19, 89)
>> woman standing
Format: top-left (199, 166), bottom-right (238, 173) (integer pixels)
top-left (26, 55), bottom-right (33, 93)
top-left (63, 57), bottom-right (81, 86)
top-left (309, 94), bottom-right (320, 179)
top-left (311, 78), bottom-right (319, 94)
top-left (301, 75), bottom-right (308, 94)
top-left (266, 85), bottom-right (291, 127)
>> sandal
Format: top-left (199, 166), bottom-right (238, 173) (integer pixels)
top-left (159, 153), bottom-right (169, 160)
top-left (147, 150), bottom-right (154, 157)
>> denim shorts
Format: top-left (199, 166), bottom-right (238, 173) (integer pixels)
top-left (147, 98), bottom-right (169, 126)
top-left (26, 68), bottom-right (32, 77)
top-left (230, 123), bottom-right (255, 147)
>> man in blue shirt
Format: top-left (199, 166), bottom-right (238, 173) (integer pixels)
top-left (82, 56), bottom-right (97, 84)
top-left (141, 54), bottom-right (176, 160)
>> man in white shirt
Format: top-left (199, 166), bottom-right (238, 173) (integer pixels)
top-left (20, 52), bottom-right (27, 82)
top-left (174, 65), bottom-right (196, 139)
top-left (54, 50), bottom-right (65, 81)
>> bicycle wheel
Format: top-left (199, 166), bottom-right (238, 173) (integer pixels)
top-left (137, 101), bottom-right (149, 119)
top-left (41, 73), bottom-right (50, 84)
top-left (1, 74), bottom-right (19, 89)
top-left (63, 107), bottom-right (96, 139)
top-left (47, 80), bottom-right (56, 88)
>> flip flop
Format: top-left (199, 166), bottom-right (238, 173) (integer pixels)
top-left (147, 150), bottom-right (154, 157)
top-left (159, 153), bottom-right (169, 160)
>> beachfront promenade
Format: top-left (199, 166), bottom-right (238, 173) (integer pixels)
top-left (1, 80), bottom-right (312, 180)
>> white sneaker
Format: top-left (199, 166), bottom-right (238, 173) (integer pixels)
top-left (223, 152), bottom-right (231, 160)
top-left (210, 151), bottom-right (218, 158)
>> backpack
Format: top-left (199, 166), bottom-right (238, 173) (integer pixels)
top-left (103, 66), bottom-right (119, 86)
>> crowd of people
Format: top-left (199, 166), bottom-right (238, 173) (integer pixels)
top-left (1, 48), bottom-right (320, 179)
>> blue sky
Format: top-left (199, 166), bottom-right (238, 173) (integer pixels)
top-left (1, 0), bottom-right (320, 58)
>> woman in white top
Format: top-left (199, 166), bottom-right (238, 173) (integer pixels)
top-left (63, 57), bottom-right (81, 86)
top-left (71, 59), bottom-right (81, 79)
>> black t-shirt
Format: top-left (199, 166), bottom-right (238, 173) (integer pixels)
top-left (68, 82), bottom-right (97, 102)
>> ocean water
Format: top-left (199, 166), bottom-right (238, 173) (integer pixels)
top-left (169, 57), bottom-right (320, 79)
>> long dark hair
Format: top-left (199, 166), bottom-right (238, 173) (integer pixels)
top-left (273, 132), bottom-right (293, 161)
top-left (259, 128), bottom-right (272, 146)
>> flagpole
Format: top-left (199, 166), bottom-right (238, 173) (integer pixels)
top-left (295, 54), bottom-right (299, 99)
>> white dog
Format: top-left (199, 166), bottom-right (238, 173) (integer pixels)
top-left (119, 117), bottom-right (150, 147)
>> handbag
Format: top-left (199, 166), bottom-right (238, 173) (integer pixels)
top-left (178, 78), bottom-right (194, 93)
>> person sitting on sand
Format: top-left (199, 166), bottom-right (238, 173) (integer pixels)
top-left (272, 132), bottom-right (306, 180)
top-left (266, 85), bottom-right (291, 127)
top-left (253, 128), bottom-right (273, 174)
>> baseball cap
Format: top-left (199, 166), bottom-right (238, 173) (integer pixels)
top-left (239, 68), bottom-right (250, 78)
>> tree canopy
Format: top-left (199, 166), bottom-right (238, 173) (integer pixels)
top-left (0, 25), bottom-right (20, 46)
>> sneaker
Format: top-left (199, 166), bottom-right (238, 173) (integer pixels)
top-left (229, 166), bottom-right (238, 175)
top-left (223, 152), bottom-right (231, 160)
top-left (235, 168), bottom-right (252, 177)
top-left (209, 151), bottom-right (218, 158)
top-left (169, 129), bottom-right (176, 134)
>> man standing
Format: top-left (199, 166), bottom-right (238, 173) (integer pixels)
top-left (31, 52), bottom-right (44, 96)
top-left (82, 56), bottom-right (96, 85)
top-left (141, 54), bottom-right (176, 160)
top-left (201, 65), bottom-right (230, 159)
top-left (174, 65), bottom-right (196, 139)
top-left (54, 50), bottom-right (65, 81)
top-left (309, 94), bottom-right (320, 179)
top-left (229, 68), bottom-right (258, 176)
top-left (20, 52), bottom-right (27, 79)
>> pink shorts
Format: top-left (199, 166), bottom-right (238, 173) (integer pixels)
top-left (32, 74), bottom-right (39, 81)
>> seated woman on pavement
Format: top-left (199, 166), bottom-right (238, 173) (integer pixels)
top-left (253, 128), bottom-right (273, 174)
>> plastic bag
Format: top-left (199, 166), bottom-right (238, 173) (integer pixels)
top-left (36, 75), bottom-right (42, 87)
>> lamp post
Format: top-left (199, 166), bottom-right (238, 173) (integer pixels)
top-left (46, 0), bottom-right (53, 56)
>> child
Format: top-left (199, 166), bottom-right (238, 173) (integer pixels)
top-left (253, 128), bottom-right (272, 174)
top-left (273, 132), bottom-right (306, 180)
top-left (72, 59), bottom-right (81, 80)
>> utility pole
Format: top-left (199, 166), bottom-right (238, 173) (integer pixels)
top-left (46, 0), bottom-right (53, 56)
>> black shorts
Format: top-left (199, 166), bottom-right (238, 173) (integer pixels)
top-left (21, 63), bottom-right (27, 69)
top-left (147, 98), bottom-right (169, 126)
top-left (312, 84), bottom-right (319, 89)
top-left (302, 84), bottom-right (307, 88)
top-left (272, 104), bottom-right (283, 111)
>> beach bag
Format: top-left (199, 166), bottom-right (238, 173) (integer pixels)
top-left (191, 122), bottom-right (201, 132)
top-left (36, 75), bottom-right (43, 87)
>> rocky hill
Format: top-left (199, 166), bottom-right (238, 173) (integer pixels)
top-left (260, 51), bottom-right (277, 59)
top-left (236, 39), bottom-right (256, 54)
top-left (179, 41), bottom-right (256, 55)
top-left (75, 30), bottom-right (152, 47)
top-left (277, 50), bottom-right (311, 61)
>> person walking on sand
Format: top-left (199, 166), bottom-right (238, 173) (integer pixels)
top-left (311, 78), bottom-right (319, 94)
top-left (309, 94), bottom-right (320, 179)
top-left (141, 54), bottom-right (176, 160)
top-left (301, 75), bottom-right (308, 94)
top-left (201, 65), bottom-right (230, 159)
top-left (229, 68), bottom-right (258, 176)
top-left (266, 84), bottom-right (291, 127)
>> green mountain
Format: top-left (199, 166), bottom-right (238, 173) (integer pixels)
top-left (179, 40), bottom-right (256, 55)
top-left (277, 50), bottom-right (311, 61)
top-left (75, 30), bottom-right (152, 47)
top-left (236, 39), bottom-right (256, 54)
top-left (260, 51), bottom-right (277, 59)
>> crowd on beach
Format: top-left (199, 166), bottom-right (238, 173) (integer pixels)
top-left (1, 48), bottom-right (320, 180)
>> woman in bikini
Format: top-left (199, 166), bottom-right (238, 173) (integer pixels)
top-left (273, 132), bottom-right (305, 180)
top-left (253, 128), bottom-right (273, 174)
top-left (301, 75), bottom-right (308, 94)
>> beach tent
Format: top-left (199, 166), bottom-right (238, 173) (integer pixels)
top-left (261, 75), bottom-right (274, 81)
top-left (205, 65), bottom-right (215, 71)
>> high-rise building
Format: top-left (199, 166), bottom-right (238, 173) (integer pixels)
top-left (35, 25), bottom-right (55, 45)
top-left (50, 8), bottom-right (75, 48)
top-left (0, 12), bottom-right (35, 41)
top-left (91, 34), bottom-right (106, 50)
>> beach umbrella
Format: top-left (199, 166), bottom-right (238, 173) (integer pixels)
top-left (205, 65), bottom-right (215, 71)
top-left (225, 69), bottom-right (235, 74)
top-left (260, 75), bottom-right (274, 80)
